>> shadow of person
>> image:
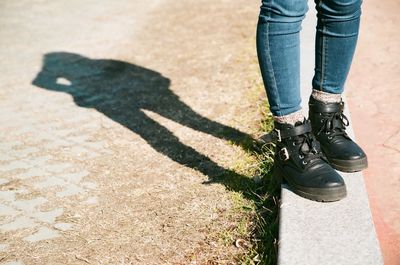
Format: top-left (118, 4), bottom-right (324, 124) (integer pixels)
top-left (32, 52), bottom-right (257, 193)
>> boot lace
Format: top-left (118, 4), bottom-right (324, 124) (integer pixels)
top-left (317, 111), bottom-right (350, 140)
top-left (293, 131), bottom-right (324, 165)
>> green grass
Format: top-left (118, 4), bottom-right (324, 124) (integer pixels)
top-left (215, 90), bottom-right (280, 265)
top-left (208, 38), bottom-right (280, 264)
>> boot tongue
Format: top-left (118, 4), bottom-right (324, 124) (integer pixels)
top-left (294, 121), bottom-right (303, 126)
top-left (320, 112), bottom-right (349, 140)
top-left (300, 141), bottom-right (311, 153)
top-left (332, 114), bottom-right (344, 129)
top-left (293, 120), bottom-right (313, 153)
top-left (294, 116), bottom-right (307, 127)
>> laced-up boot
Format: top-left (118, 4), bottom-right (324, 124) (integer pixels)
top-left (272, 119), bottom-right (346, 202)
top-left (308, 96), bottom-right (368, 172)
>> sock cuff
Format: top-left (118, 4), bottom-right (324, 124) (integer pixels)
top-left (311, 89), bottom-right (342, 103)
top-left (273, 109), bottom-right (304, 125)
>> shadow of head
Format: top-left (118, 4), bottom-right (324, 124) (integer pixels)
top-left (32, 52), bottom-right (172, 111)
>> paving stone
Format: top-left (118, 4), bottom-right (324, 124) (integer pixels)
top-left (2, 261), bottom-right (24, 265)
top-left (53, 222), bottom-right (73, 231)
top-left (0, 216), bottom-right (38, 232)
top-left (0, 243), bottom-right (9, 252)
top-left (23, 227), bottom-right (59, 242)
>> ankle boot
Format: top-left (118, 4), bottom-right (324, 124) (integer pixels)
top-left (272, 119), bottom-right (346, 202)
top-left (308, 96), bottom-right (368, 172)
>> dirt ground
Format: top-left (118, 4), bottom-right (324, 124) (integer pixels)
top-left (0, 1), bottom-right (262, 264)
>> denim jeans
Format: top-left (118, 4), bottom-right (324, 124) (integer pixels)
top-left (256, 0), bottom-right (362, 116)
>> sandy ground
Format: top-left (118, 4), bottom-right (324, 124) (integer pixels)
top-left (347, 0), bottom-right (400, 264)
top-left (0, 1), bottom-right (261, 264)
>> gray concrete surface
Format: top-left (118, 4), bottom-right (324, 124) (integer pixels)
top-left (277, 6), bottom-right (383, 265)
top-left (0, 1), bottom-right (261, 263)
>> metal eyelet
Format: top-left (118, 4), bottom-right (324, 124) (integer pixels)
top-left (302, 160), bottom-right (308, 165)
top-left (328, 136), bottom-right (332, 140)
top-left (299, 154), bottom-right (304, 159)
top-left (292, 142), bottom-right (296, 146)
top-left (325, 131), bottom-right (330, 135)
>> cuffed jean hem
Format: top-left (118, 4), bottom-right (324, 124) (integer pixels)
top-left (270, 104), bottom-right (302, 117)
top-left (311, 85), bottom-right (343, 94)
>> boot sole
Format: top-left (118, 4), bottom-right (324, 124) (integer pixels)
top-left (329, 156), bottom-right (368, 173)
top-left (274, 165), bottom-right (347, 202)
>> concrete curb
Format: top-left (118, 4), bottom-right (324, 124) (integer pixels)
top-left (277, 8), bottom-right (384, 265)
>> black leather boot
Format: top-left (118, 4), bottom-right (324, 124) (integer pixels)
top-left (308, 96), bottom-right (368, 172)
top-left (271, 119), bottom-right (346, 202)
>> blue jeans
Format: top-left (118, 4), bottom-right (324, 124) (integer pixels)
top-left (256, 0), bottom-right (362, 116)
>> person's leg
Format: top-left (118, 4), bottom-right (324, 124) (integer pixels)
top-left (256, 0), bottom-right (346, 202)
top-left (312, 0), bottom-right (362, 99)
top-left (256, 0), bottom-right (308, 124)
top-left (309, 0), bottom-right (368, 172)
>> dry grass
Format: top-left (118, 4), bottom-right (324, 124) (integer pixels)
top-left (202, 75), bottom-right (280, 265)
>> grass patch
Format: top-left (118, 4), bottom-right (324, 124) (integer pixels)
top-left (215, 85), bottom-right (280, 264)
top-left (203, 37), bottom-right (280, 264)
